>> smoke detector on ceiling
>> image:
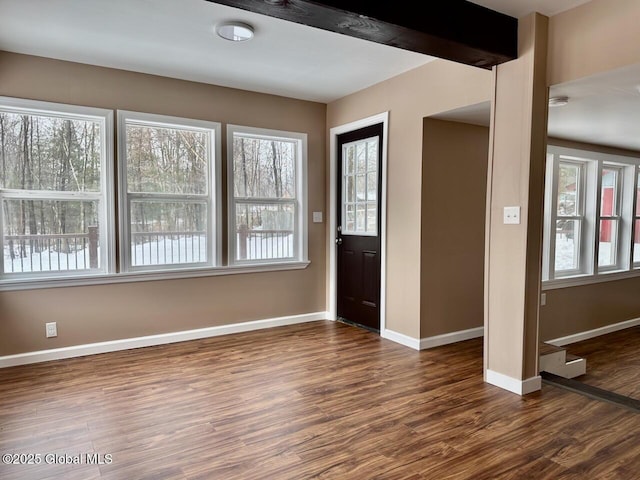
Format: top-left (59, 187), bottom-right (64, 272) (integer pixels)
top-left (216, 22), bottom-right (254, 42)
top-left (549, 96), bottom-right (569, 107)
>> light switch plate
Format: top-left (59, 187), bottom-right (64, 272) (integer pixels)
top-left (503, 206), bottom-right (521, 225)
top-left (312, 211), bottom-right (323, 223)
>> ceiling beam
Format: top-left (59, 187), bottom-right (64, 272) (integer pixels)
top-left (206, 0), bottom-right (517, 69)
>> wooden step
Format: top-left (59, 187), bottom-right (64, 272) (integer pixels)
top-left (539, 342), bottom-right (567, 372)
top-left (539, 342), bottom-right (565, 356)
top-left (539, 344), bottom-right (586, 379)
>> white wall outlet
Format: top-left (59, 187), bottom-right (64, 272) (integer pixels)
top-left (541, 293), bottom-right (547, 306)
top-left (503, 206), bottom-right (521, 225)
top-left (312, 211), bottom-right (323, 223)
top-left (45, 322), bottom-right (57, 338)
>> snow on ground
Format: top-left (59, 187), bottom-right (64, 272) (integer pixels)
top-left (555, 234), bottom-right (612, 271)
top-left (4, 233), bottom-right (294, 272)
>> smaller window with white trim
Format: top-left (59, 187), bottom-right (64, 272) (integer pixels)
top-left (228, 125), bottom-right (307, 264)
top-left (543, 145), bottom-right (640, 284)
top-left (117, 111), bottom-right (221, 272)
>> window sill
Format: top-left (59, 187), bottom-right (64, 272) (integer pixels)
top-left (0, 261), bottom-right (311, 292)
top-left (542, 268), bottom-right (640, 290)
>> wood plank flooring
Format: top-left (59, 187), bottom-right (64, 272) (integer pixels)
top-left (1, 320), bottom-right (640, 479)
top-left (564, 325), bottom-right (640, 399)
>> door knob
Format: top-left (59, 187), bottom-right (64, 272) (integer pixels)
top-left (335, 237), bottom-right (342, 245)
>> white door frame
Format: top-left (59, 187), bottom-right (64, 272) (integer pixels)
top-left (328, 111), bottom-right (389, 333)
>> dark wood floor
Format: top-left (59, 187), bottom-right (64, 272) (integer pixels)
top-left (566, 325), bottom-right (640, 399)
top-left (1, 320), bottom-right (640, 480)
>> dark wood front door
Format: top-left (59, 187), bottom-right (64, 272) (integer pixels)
top-left (336, 123), bottom-right (383, 332)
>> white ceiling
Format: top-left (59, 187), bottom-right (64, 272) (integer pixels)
top-left (468, 0), bottom-right (592, 17)
top-left (0, 0), bottom-right (594, 104)
top-left (0, 0), bottom-right (438, 103)
top-left (3, 0), bottom-right (633, 152)
top-left (548, 64), bottom-right (640, 152)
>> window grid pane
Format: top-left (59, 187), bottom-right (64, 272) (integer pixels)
top-left (557, 162), bottom-right (580, 216)
top-left (234, 202), bottom-right (295, 261)
top-left (598, 219), bottom-right (619, 267)
top-left (600, 167), bottom-right (619, 217)
top-left (129, 201), bottom-right (207, 267)
top-left (126, 123), bottom-right (209, 195)
top-left (342, 137), bottom-right (378, 235)
top-left (3, 198), bottom-right (101, 274)
top-left (0, 111), bottom-right (102, 192)
top-left (555, 219), bottom-right (581, 273)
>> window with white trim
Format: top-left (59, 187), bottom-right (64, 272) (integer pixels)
top-left (543, 145), bottom-right (639, 283)
top-left (118, 111), bottom-right (221, 272)
top-left (0, 97), bottom-right (114, 279)
top-left (228, 125), bottom-right (307, 264)
top-left (342, 135), bottom-right (379, 236)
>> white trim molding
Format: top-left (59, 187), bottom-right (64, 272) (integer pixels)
top-left (382, 326), bottom-right (484, 351)
top-left (420, 327), bottom-right (483, 350)
top-left (329, 112), bottom-right (389, 330)
top-left (546, 317), bottom-right (640, 346)
top-left (0, 312), bottom-right (328, 368)
top-left (382, 329), bottom-right (421, 350)
top-left (486, 369), bottom-right (542, 396)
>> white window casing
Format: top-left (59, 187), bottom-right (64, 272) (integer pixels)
top-left (227, 124), bottom-right (308, 266)
top-left (117, 111), bottom-right (222, 273)
top-left (0, 97), bottom-right (115, 281)
top-left (543, 145), bottom-right (640, 289)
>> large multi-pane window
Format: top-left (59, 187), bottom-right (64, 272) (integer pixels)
top-left (0, 97), bottom-right (113, 279)
top-left (118, 111), bottom-right (220, 272)
top-left (0, 97), bottom-right (309, 289)
top-left (543, 145), bottom-right (639, 283)
top-left (228, 125), bottom-right (307, 264)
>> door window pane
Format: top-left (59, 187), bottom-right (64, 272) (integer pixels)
top-left (342, 136), bottom-right (378, 235)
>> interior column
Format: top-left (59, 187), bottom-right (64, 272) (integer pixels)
top-left (484, 12), bottom-right (549, 395)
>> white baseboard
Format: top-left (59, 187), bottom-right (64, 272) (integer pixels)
top-left (420, 326), bottom-right (484, 349)
top-left (382, 326), bottom-right (484, 351)
top-left (0, 312), bottom-right (329, 368)
top-left (382, 329), bottom-right (421, 350)
top-left (546, 317), bottom-right (640, 346)
top-left (486, 369), bottom-right (542, 395)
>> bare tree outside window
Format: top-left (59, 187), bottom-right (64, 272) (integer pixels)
top-left (0, 109), bottom-right (105, 275)
top-left (231, 129), bottom-right (302, 262)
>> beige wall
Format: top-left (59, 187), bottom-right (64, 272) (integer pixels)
top-left (327, 60), bottom-right (492, 339)
top-left (421, 119), bottom-right (488, 337)
top-left (540, 278), bottom-right (640, 341)
top-left (0, 52), bottom-right (327, 356)
top-left (548, 0), bottom-right (640, 86)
